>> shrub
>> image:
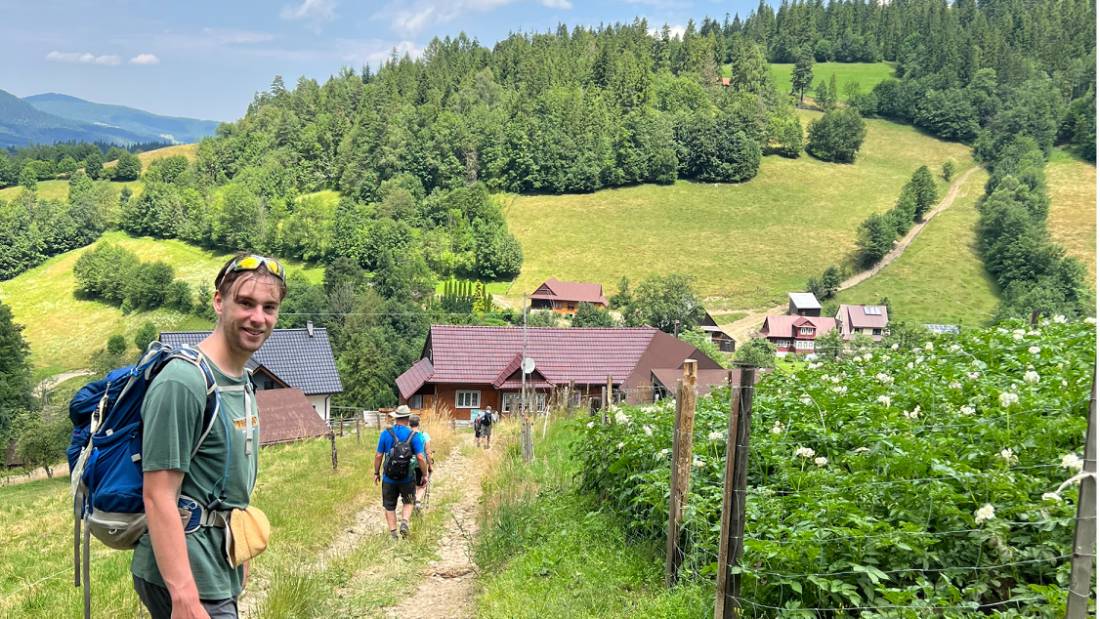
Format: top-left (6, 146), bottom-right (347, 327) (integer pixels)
top-left (806, 108), bottom-right (867, 163)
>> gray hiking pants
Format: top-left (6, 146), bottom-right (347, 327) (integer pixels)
top-left (133, 576), bottom-right (239, 619)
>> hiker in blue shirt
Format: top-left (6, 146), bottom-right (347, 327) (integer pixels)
top-left (373, 405), bottom-right (428, 539)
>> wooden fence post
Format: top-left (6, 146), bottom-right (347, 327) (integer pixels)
top-left (665, 360), bottom-right (698, 586)
top-left (355, 416), bottom-right (361, 444)
top-left (329, 432), bottom-right (338, 471)
top-left (1065, 370), bottom-right (1097, 619)
top-left (715, 366), bottom-right (756, 619)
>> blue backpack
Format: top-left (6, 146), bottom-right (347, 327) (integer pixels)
top-left (67, 341), bottom-right (230, 618)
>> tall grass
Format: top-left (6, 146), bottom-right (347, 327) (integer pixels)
top-left (475, 416), bottom-right (711, 618)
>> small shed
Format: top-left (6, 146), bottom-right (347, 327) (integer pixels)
top-left (788, 292), bottom-right (822, 316)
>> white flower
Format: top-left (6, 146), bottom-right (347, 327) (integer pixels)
top-left (875, 372), bottom-right (894, 384)
top-left (830, 375), bottom-right (842, 384)
top-left (807, 362), bottom-right (820, 370)
top-left (1061, 379), bottom-right (1068, 387)
top-left (586, 421), bottom-right (594, 429)
top-left (999, 448), bottom-right (1018, 464)
top-left (924, 342), bottom-right (934, 351)
top-left (906, 362), bottom-right (914, 369)
top-left (853, 356), bottom-right (863, 364)
top-left (863, 352), bottom-right (873, 361)
top-left (1028, 346), bottom-right (1041, 355)
top-left (794, 447), bottom-right (815, 459)
top-left (916, 355), bottom-right (925, 364)
top-left (974, 503), bottom-right (996, 524)
top-left (999, 392), bottom-right (1019, 408)
top-left (876, 395), bottom-right (892, 407)
top-left (820, 375), bottom-right (832, 383)
top-left (949, 344), bottom-right (961, 353)
top-left (814, 456), bottom-right (828, 467)
top-left (903, 405), bottom-right (921, 419)
top-left (642, 425), bottom-right (653, 436)
top-left (890, 343), bottom-right (899, 350)
top-left (707, 430), bottom-right (725, 442)
top-left (1053, 314), bottom-right (1067, 324)
top-left (949, 381), bottom-right (962, 390)
top-left (770, 421), bottom-right (784, 435)
top-left (614, 411), bottom-right (630, 425)
top-left (659, 448), bottom-right (670, 457)
top-left (852, 447), bottom-right (871, 455)
top-left (1061, 453), bottom-right (1084, 471)
top-left (959, 405), bottom-right (976, 416)
top-left (1013, 332), bottom-right (1024, 341)
top-left (616, 442), bottom-right (625, 450)
top-left (831, 385), bottom-right (848, 394)
top-left (1023, 370), bottom-right (1040, 384)
top-left (799, 395), bottom-right (813, 405)
top-left (692, 457), bottom-right (705, 468)
top-left (1027, 330), bottom-right (1039, 336)
top-left (1042, 492), bottom-right (1062, 502)
top-left (968, 371), bottom-right (980, 380)
top-left (1084, 316), bottom-right (1095, 324)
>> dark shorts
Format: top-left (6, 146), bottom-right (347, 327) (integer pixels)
top-left (133, 576), bottom-right (238, 619)
top-left (414, 467), bottom-right (425, 487)
top-left (476, 423), bottom-right (492, 437)
top-left (381, 480), bottom-right (416, 511)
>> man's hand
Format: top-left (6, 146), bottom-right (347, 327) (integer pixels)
top-left (373, 471), bottom-right (380, 485)
top-left (170, 597), bottom-right (211, 619)
top-left (243, 561), bottom-right (249, 590)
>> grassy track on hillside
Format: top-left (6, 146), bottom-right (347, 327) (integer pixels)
top-left (1046, 148), bottom-right (1096, 282)
top-left (767, 61), bottom-right (896, 95)
top-left (506, 110), bottom-right (972, 309)
top-left (833, 167), bottom-right (999, 326)
top-left (0, 231), bottom-right (323, 374)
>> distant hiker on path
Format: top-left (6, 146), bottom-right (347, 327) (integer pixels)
top-left (134, 254), bottom-right (286, 619)
top-left (374, 405), bottom-right (429, 539)
top-left (409, 415), bottom-right (433, 509)
top-left (474, 407), bottom-right (494, 449)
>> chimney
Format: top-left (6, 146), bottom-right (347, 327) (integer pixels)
top-left (306, 321), bottom-right (314, 337)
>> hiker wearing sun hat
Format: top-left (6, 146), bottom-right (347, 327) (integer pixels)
top-left (374, 405), bottom-right (429, 539)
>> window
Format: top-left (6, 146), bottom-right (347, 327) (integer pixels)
top-left (795, 340), bottom-right (814, 350)
top-left (408, 394), bottom-right (423, 409)
top-left (872, 328), bottom-right (882, 336)
top-left (455, 390), bottom-right (480, 408)
top-left (774, 339), bottom-right (791, 349)
top-left (502, 391), bottom-right (547, 412)
top-left (799, 326), bottom-right (815, 335)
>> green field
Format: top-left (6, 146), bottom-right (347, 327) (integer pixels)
top-left (833, 167), bottom-right (1000, 326)
top-left (766, 61), bottom-right (896, 95)
top-left (1047, 148), bottom-right (1096, 282)
top-left (506, 109), bottom-right (972, 309)
top-left (0, 231), bottom-right (323, 375)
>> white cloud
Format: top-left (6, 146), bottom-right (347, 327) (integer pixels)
top-left (387, 0), bottom-right (567, 37)
top-left (340, 39), bottom-right (425, 67)
top-left (648, 23), bottom-right (686, 39)
top-left (129, 53), bottom-right (160, 65)
top-left (280, 0), bottom-right (337, 23)
top-left (46, 51), bottom-right (121, 65)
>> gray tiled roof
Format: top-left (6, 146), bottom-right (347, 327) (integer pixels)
top-left (160, 328), bottom-right (343, 396)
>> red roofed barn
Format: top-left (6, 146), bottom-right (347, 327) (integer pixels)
top-left (395, 325), bottom-right (723, 417)
top-left (759, 315), bottom-right (837, 355)
top-left (528, 278), bottom-right (608, 317)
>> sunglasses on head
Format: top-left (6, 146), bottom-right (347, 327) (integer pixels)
top-left (217, 255), bottom-right (286, 288)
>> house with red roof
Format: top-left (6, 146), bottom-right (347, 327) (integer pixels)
top-left (395, 325), bottom-right (723, 417)
top-left (835, 304), bottom-right (890, 341)
top-left (528, 278), bottom-right (608, 317)
top-left (759, 314), bottom-right (837, 355)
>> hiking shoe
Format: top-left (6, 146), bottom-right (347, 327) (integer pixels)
top-left (414, 499), bottom-right (423, 511)
top-left (399, 521), bottom-right (410, 538)
top-left (389, 529), bottom-right (399, 540)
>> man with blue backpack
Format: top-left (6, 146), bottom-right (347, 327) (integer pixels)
top-left (373, 405), bottom-right (428, 539)
top-left (69, 254), bottom-right (286, 619)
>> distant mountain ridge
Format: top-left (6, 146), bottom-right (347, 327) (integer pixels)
top-left (24, 93), bottom-right (220, 144)
top-left (0, 89), bottom-right (220, 148)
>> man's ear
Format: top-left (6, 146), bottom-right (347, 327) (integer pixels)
top-left (212, 289), bottom-right (224, 319)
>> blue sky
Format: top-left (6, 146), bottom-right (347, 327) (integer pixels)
top-left (1, 0), bottom-right (763, 122)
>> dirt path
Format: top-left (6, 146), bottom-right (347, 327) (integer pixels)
top-left (33, 369), bottom-right (93, 400)
top-left (718, 166), bottom-right (979, 344)
top-left (382, 435), bottom-right (484, 619)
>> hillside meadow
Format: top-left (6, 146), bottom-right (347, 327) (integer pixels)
top-left (1046, 148), bottom-right (1096, 282)
top-left (0, 231), bottom-right (323, 378)
top-left (833, 167), bottom-right (1000, 326)
top-left (768, 61), bottom-right (896, 95)
top-left (505, 109), bottom-right (973, 309)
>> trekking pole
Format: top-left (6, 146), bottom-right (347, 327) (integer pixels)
top-left (424, 477), bottom-right (432, 510)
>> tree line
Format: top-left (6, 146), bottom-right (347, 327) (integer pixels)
top-left (0, 141), bottom-right (161, 188)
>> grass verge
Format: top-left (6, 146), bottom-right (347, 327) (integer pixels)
top-left (474, 416), bottom-right (711, 618)
top-left (1046, 147), bottom-right (1096, 283)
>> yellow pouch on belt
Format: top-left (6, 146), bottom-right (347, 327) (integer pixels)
top-left (224, 506), bottom-right (271, 568)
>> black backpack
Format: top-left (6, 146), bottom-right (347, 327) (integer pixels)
top-left (479, 411), bottom-right (493, 427)
top-left (383, 427), bottom-right (416, 479)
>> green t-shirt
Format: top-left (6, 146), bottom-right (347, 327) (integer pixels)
top-left (130, 357), bottom-right (259, 600)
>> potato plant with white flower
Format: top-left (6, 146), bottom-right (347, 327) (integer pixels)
top-left (574, 320), bottom-right (1093, 614)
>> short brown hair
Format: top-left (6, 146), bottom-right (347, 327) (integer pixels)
top-left (214, 253), bottom-right (288, 300)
